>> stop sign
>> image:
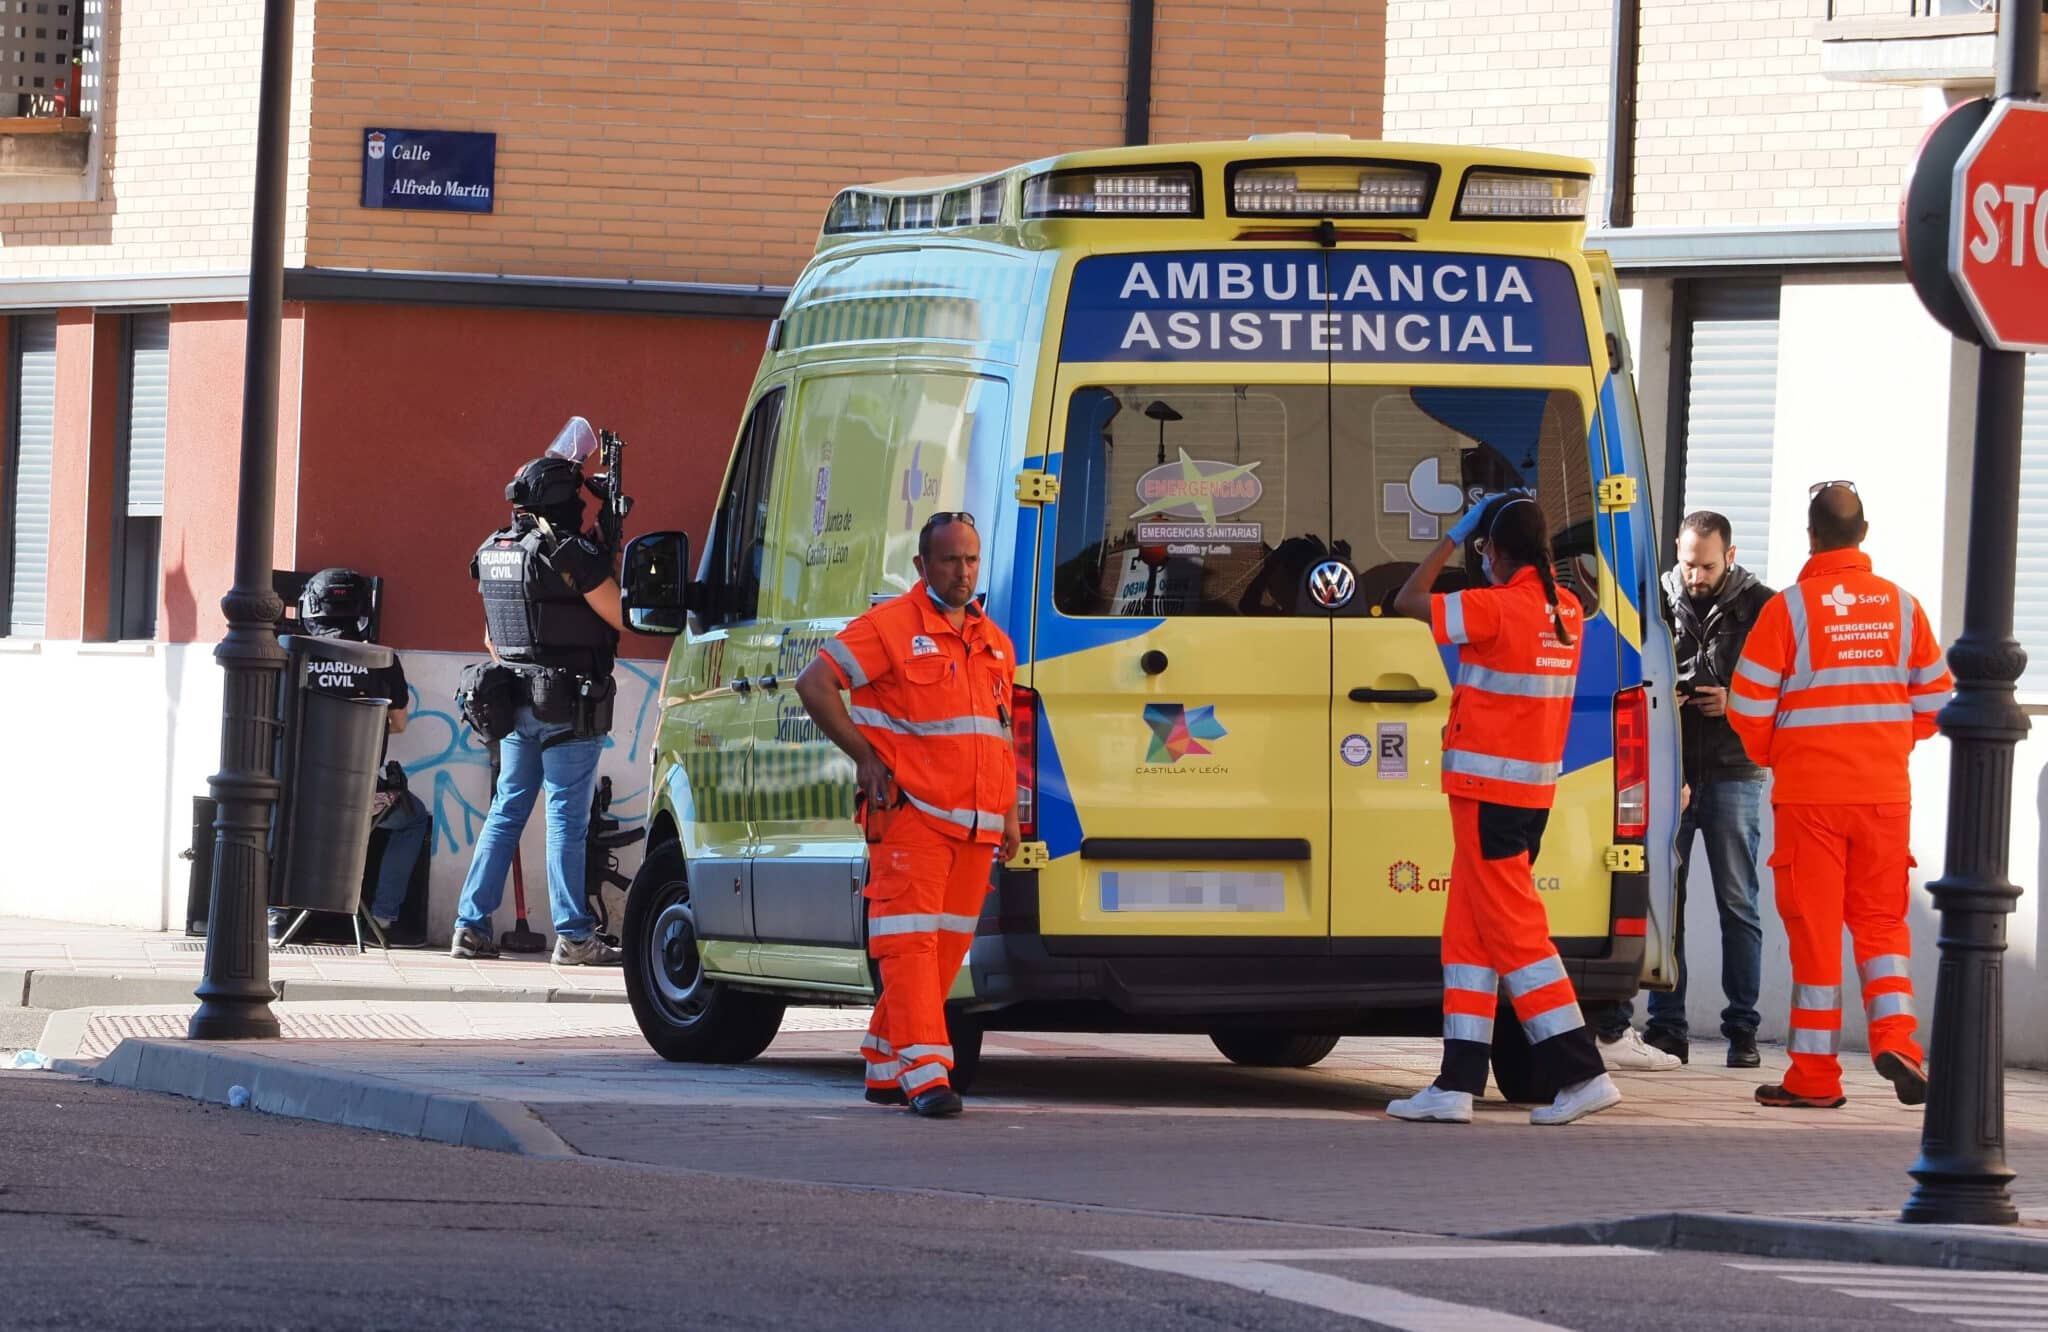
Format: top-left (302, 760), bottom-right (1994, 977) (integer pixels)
top-left (1950, 100), bottom-right (2048, 352)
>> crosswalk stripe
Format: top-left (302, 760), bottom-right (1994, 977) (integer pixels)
top-left (1729, 1264), bottom-right (2048, 1284)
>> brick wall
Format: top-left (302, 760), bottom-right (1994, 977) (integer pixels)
top-left (1150, 1), bottom-right (1385, 143)
top-left (1383, 0), bottom-right (1933, 228)
top-left (0, 0), bottom-right (317, 279)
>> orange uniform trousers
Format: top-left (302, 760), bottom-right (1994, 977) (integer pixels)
top-left (859, 808), bottom-right (995, 1098)
top-left (1438, 798), bottom-right (1604, 1098)
top-left (1771, 802), bottom-right (1922, 1101)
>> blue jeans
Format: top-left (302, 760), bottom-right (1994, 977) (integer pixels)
top-left (368, 790), bottom-right (432, 923)
top-left (454, 706), bottom-right (604, 941)
top-left (1591, 778), bottom-right (1766, 1041)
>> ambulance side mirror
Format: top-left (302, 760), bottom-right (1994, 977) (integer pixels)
top-left (622, 530), bottom-right (692, 636)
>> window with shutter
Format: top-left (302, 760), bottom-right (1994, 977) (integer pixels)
top-left (5, 313), bottom-right (57, 638)
top-left (112, 309), bottom-right (167, 639)
top-left (1678, 280), bottom-right (1781, 582)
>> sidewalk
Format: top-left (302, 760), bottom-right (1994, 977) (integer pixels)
top-left (0, 915), bottom-right (627, 1012)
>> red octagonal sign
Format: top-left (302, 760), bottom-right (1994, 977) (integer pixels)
top-left (1951, 100), bottom-right (2048, 352)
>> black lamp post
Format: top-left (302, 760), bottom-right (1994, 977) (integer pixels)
top-left (189, 0), bottom-right (296, 1040)
top-left (1902, 0), bottom-right (2038, 1226)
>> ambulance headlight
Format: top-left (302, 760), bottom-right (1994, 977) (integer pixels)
top-left (1228, 163), bottom-right (1433, 218)
top-left (1022, 167), bottom-right (1199, 218)
top-left (1454, 170), bottom-right (1592, 221)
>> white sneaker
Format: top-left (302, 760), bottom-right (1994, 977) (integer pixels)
top-left (1598, 1029), bottom-right (1681, 1072)
top-left (1531, 1073), bottom-right (1622, 1126)
top-left (1386, 1084), bottom-right (1474, 1124)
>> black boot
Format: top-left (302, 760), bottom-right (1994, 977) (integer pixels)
top-left (1726, 1030), bottom-right (1761, 1069)
top-left (864, 1087), bottom-right (908, 1107)
top-left (1644, 1027), bottom-right (1689, 1064)
top-left (909, 1087), bottom-right (964, 1118)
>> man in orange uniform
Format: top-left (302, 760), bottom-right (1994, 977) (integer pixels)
top-left (794, 511), bottom-right (1020, 1118)
top-left (1729, 484), bottom-right (1952, 1109)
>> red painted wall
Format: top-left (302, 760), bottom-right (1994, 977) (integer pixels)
top-left (292, 303), bottom-right (764, 657)
top-left (159, 304), bottom-right (304, 644)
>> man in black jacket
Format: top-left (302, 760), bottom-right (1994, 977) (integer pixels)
top-left (1594, 511), bottom-right (1773, 1069)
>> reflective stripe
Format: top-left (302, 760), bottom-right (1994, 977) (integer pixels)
top-left (1502, 954), bottom-right (1568, 998)
top-left (822, 638), bottom-right (868, 689)
top-left (897, 1043), bottom-right (953, 1064)
top-left (1860, 953), bottom-right (1911, 983)
top-left (1912, 693), bottom-right (1945, 713)
top-left (1442, 749), bottom-right (1562, 787)
top-left (1911, 661), bottom-right (1949, 687)
top-left (1792, 984), bottom-right (1841, 1011)
top-left (1444, 1012), bottom-right (1495, 1043)
top-left (899, 1062), bottom-right (950, 1093)
top-left (904, 791), bottom-right (1007, 833)
top-left (861, 1034), bottom-right (894, 1056)
top-left (870, 913), bottom-right (945, 937)
top-left (1777, 703), bottom-right (1913, 729)
top-left (1443, 964), bottom-right (1498, 994)
top-left (1897, 589), bottom-right (1916, 673)
top-left (1788, 1026), bottom-right (1842, 1056)
top-left (1728, 691), bottom-right (1776, 718)
top-left (849, 705), bottom-right (1011, 741)
top-left (1735, 657), bottom-right (1783, 689)
top-left (1804, 665), bottom-right (1908, 690)
top-left (1785, 586), bottom-right (1812, 678)
top-left (939, 912), bottom-right (979, 934)
top-left (866, 1059), bottom-right (903, 1082)
top-left (1443, 592), bottom-right (1469, 644)
top-left (1521, 1002), bottom-right (1585, 1045)
top-left (1866, 992), bottom-right (1915, 1022)
top-left (1457, 663), bottom-right (1576, 699)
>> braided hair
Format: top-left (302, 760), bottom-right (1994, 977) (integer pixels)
top-left (1482, 495), bottom-right (1575, 646)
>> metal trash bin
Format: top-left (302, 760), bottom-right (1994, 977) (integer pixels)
top-left (271, 635), bottom-right (393, 915)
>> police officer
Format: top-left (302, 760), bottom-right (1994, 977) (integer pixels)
top-left (793, 511), bottom-right (1019, 1118)
top-left (451, 454), bottom-right (626, 966)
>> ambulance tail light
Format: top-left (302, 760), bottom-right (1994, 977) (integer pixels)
top-left (1229, 163), bottom-right (1432, 218)
top-left (1022, 167), bottom-right (1198, 218)
top-left (1614, 686), bottom-right (1649, 840)
top-left (1454, 169), bottom-right (1591, 221)
top-left (1012, 685), bottom-right (1038, 840)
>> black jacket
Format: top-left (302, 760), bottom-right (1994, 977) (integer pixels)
top-left (1663, 564), bottom-right (1774, 786)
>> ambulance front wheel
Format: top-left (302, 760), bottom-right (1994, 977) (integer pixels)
top-left (1207, 1030), bottom-right (1341, 1069)
top-left (624, 841), bottom-right (785, 1064)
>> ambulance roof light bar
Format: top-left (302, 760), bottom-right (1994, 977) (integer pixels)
top-left (1228, 160), bottom-right (1433, 218)
top-left (1021, 166), bottom-right (1200, 218)
top-left (1454, 168), bottom-right (1592, 221)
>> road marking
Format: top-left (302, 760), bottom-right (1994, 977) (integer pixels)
top-left (1085, 1244), bottom-right (1647, 1331)
top-left (1730, 1260), bottom-right (2048, 1329)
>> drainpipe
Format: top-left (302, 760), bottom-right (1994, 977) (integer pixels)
top-left (1605, 0), bottom-right (1639, 229)
top-left (1126, 0), bottom-right (1155, 147)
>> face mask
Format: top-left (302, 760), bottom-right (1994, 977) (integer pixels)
top-left (1480, 552), bottom-right (1497, 586)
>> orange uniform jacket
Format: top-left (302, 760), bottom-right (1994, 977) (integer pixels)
top-left (1430, 567), bottom-right (1584, 809)
top-left (818, 583), bottom-right (1017, 844)
top-left (1728, 550), bottom-right (1952, 805)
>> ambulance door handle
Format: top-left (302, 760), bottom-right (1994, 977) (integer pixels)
top-left (730, 677), bottom-right (752, 695)
top-left (1348, 687), bottom-right (1437, 704)
top-left (755, 674), bottom-right (781, 691)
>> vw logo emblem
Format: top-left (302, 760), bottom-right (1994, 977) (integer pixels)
top-left (1308, 559), bottom-right (1356, 610)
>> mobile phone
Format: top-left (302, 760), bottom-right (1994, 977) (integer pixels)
top-left (1677, 681), bottom-right (1703, 698)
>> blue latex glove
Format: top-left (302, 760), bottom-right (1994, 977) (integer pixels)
top-left (1445, 495), bottom-right (1495, 545)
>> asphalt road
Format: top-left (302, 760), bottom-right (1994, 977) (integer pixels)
top-left (4, 1072), bottom-right (2031, 1332)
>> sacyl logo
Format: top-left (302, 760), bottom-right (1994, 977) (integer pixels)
top-left (1821, 584), bottom-right (1892, 617)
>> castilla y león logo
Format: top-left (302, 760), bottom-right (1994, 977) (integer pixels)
top-left (1141, 703), bottom-right (1226, 764)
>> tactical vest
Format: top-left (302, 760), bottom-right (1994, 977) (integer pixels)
top-left (473, 521), bottom-right (615, 674)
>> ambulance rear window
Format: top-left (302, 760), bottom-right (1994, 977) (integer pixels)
top-left (1051, 384), bottom-right (1597, 618)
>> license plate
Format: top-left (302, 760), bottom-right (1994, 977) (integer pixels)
top-left (1100, 870), bottom-right (1286, 912)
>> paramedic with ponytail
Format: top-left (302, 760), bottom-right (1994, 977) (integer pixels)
top-left (1385, 492), bottom-right (1622, 1126)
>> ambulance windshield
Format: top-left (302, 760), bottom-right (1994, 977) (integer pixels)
top-left (1050, 384), bottom-right (1597, 618)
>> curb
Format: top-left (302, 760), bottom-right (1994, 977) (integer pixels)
top-left (1487, 1210), bottom-right (2048, 1273)
top-left (90, 1038), bottom-right (581, 1158)
top-left (9, 970), bottom-right (625, 1011)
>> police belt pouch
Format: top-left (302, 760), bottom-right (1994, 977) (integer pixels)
top-left (456, 661), bottom-right (526, 740)
top-left (526, 667), bottom-right (614, 738)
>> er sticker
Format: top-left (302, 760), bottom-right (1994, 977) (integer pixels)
top-left (1376, 722), bottom-right (1408, 781)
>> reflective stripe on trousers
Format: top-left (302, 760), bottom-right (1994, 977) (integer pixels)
top-left (1504, 954), bottom-right (1582, 1044)
top-left (1442, 963), bottom-right (1498, 1044)
top-left (1441, 750), bottom-right (1562, 787)
top-left (869, 912), bottom-right (981, 937)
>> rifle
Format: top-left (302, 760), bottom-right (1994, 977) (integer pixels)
top-left (592, 428), bottom-right (634, 575)
top-left (583, 776), bottom-right (645, 943)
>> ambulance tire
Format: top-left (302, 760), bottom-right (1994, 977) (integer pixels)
top-left (945, 1008), bottom-right (984, 1095)
top-left (1207, 1030), bottom-right (1342, 1069)
top-left (624, 841), bottom-right (786, 1064)
top-left (1487, 1003), bottom-right (1552, 1105)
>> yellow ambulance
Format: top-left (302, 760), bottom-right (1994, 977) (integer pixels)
top-left (619, 137), bottom-right (1684, 1100)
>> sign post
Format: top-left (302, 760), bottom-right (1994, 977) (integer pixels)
top-left (1900, 0), bottom-right (2041, 1228)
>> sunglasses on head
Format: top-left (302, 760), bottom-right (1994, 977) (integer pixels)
top-left (921, 511), bottom-right (977, 532)
top-left (1808, 479), bottom-right (1858, 497)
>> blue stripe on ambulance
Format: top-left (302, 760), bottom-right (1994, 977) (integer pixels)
top-left (1026, 447), bottom-right (1162, 667)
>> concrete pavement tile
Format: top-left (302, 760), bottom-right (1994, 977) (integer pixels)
top-left (1, 968), bottom-right (27, 1006)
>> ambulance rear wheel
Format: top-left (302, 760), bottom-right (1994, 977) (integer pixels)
top-left (1488, 1005), bottom-right (1551, 1104)
top-left (624, 841), bottom-right (785, 1064)
top-left (1208, 1030), bottom-right (1341, 1069)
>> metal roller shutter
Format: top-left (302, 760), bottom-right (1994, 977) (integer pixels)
top-left (124, 312), bottom-right (168, 517)
top-left (1679, 280), bottom-right (1782, 581)
top-left (2018, 356), bottom-right (2048, 693)
top-left (7, 315), bottom-right (57, 638)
